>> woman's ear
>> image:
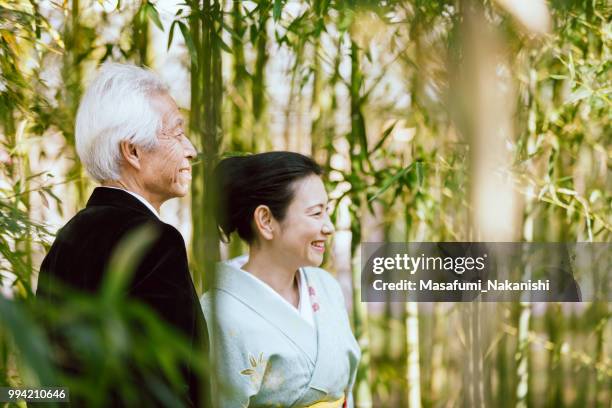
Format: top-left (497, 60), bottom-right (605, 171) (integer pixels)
top-left (119, 140), bottom-right (141, 170)
top-left (253, 205), bottom-right (275, 240)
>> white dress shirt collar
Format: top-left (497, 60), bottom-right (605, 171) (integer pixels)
top-left (100, 186), bottom-right (160, 219)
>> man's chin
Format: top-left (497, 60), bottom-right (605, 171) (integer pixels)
top-left (173, 184), bottom-right (190, 197)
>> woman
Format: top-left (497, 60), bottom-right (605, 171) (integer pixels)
top-left (201, 152), bottom-right (361, 408)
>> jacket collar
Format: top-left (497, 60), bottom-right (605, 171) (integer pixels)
top-left (86, 187), bottom-right (159, 219)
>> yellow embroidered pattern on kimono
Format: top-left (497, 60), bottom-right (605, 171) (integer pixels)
top-left (240, 352), bottom-right (268, 390)
top-left (305, 396), bottom-right (345, 408)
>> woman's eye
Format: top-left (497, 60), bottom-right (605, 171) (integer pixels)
top-left (312, 211), bottom-right (322, 216)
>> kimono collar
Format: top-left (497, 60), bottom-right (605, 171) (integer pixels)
top-left (213, 262), bottom-right (318, 364)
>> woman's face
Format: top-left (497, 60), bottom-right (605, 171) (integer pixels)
top-left (273, 174), bottom-right (334, 268)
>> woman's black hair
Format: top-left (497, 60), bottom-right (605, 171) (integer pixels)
top-left (213, 151), bottom-right (323, 243)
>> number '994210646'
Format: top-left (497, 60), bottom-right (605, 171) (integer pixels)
top-left (0, 387), bottom-right (69, 402)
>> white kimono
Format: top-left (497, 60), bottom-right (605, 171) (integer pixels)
top-left (201, 261), bottom-right (361, 408)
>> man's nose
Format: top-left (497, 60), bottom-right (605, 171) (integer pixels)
top-left (183, 135), bottom-right (197, 160)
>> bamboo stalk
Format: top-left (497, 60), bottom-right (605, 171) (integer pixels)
top-left (496, 318), bottom-right (510, 408)
top-left (188, 0), bottom-right (204, 292)
top-left (133, 0), bottom-right (150, 66)
top-left (309, 33), bottom-right (323, 159)
top-left (251, 1), bottom-right (270, 152)
top-left (405, 301), bottom-right (421, 408)
top-left (282, 38), bottom-right (304, 151)
top-left (592, 304), bottom-right (609, 407)
top-left (346, 31), bottom-right (372, 406)
top-left (351, 247), bottom-right (372, 408)
top-left (515, 302), bottom-right (531, 408)
top-left (403, 208), bottom-right (422, 408)
top-left (471, 301), bottom-right (484, 408)
top-left (229, 0), bottom-right (247, 151)
top-left (187, 0), bottom-right (222, 293)
top-left (430, 303), bottom-right (445, 404)
top-left (61, 0), bottom-right (86, 209)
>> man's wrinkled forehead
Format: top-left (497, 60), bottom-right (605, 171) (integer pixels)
top-left (150, 92), bottom-right (183, 128)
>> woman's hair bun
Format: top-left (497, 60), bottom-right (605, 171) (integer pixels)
top-left (212, 152), bottom-right (322, 243)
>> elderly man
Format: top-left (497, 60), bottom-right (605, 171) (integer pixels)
top-left (37, 63), bottom-right (206, 407)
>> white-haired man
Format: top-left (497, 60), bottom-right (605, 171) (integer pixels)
top-left (38, 63), bottom-right (207, 407)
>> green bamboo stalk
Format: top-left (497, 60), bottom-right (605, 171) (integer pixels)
top-left (229, 0), bottom-right (247, 151)
top-left (471, 301), bottom-right (484, 408)
top-left (381, 223), bottom-right (393, 365)
top-left (251, 1), bottom-right (270, 152)
top-left (322, 36), bottom-right (343, 172)
top-left (496, 321), bottom-right (510, 408)
top-left (351, 246), bottom-right (372, 408)
top-left (187, 0), bottom-right (221, 293)
top-left (132, 0), bottom-right (150, 66)
top-left (403, 208), bottom-right (422, 408)
top-left (62, 0), bottom-right (86, 208)
top-left (309, 34), bottom-right (323, 159)
top-left (461, 303), bottom-right (474, 407)
top-left (430, 303), bottom-right (445, 404)
top-left (515, 302), bottom-right (531, 408)
top-left (545, 303), bottom-right (564, 407)
top-left (188, 0), bottom-right (204, 292)
top-left (282, 37), bottom-right (304, 150)
top-left (184, 3), bottom-right (220, 405)
top-left (592, 304), bottom-right (609, 407)
top-left (405, 301), bottom-right (421, 408)
top-left (20, 140), bottom-right (33, 289)
top-left (347, 35), bottom-right (372, 408)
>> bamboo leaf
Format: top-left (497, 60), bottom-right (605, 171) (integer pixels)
top-left (369, 164), bottom-right (413, 203)
top-left (273, 0), bottom-right (283, 22)
top-left (416, 161), bottom-right (424, 190)
top-left (145, 3), bottom-right (164, 31)
top-left (101, 224), bottom-right (158, 302)
top-left (179, 21), bottom-right (198, 69)
top-left (566, 86), bottom-right (592, 104)
top-left (167, 20), bottom-right (178, 50)
top-left (215, 33), bottom-right (232, 54)
top-left (369, 121), bottom-right (397, 154)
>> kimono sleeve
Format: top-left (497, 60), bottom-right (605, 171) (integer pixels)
top-left (318, 270), bottom-right (360, 408)
top-left (200, 293), bottom-right (259, 408)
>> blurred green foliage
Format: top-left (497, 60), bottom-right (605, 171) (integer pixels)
top-left (0, 0), bottom-right (610, 407)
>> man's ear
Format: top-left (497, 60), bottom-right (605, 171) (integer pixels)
top-left (119, 140), bottom-right (141, 170)
top-left (253, 205), bottom-right (275, 241)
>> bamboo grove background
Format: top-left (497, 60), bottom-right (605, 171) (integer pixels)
top-left (1, 0), bottom-right (610, 407)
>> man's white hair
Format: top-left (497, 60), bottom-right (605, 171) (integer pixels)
top-left (75, 63), bottom-right (169, 182)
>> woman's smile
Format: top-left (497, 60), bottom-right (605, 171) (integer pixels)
top-left (311, 240), bottom-right (326, 253)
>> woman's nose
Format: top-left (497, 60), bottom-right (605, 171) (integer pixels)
top-left (322, 216), bottom-right (335, 235)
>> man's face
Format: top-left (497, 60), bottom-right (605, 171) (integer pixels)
top-left (139, 92), bottom-right (196, 203)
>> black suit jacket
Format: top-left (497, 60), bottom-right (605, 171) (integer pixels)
top-left (37, 187), bottom-right (207, 407)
